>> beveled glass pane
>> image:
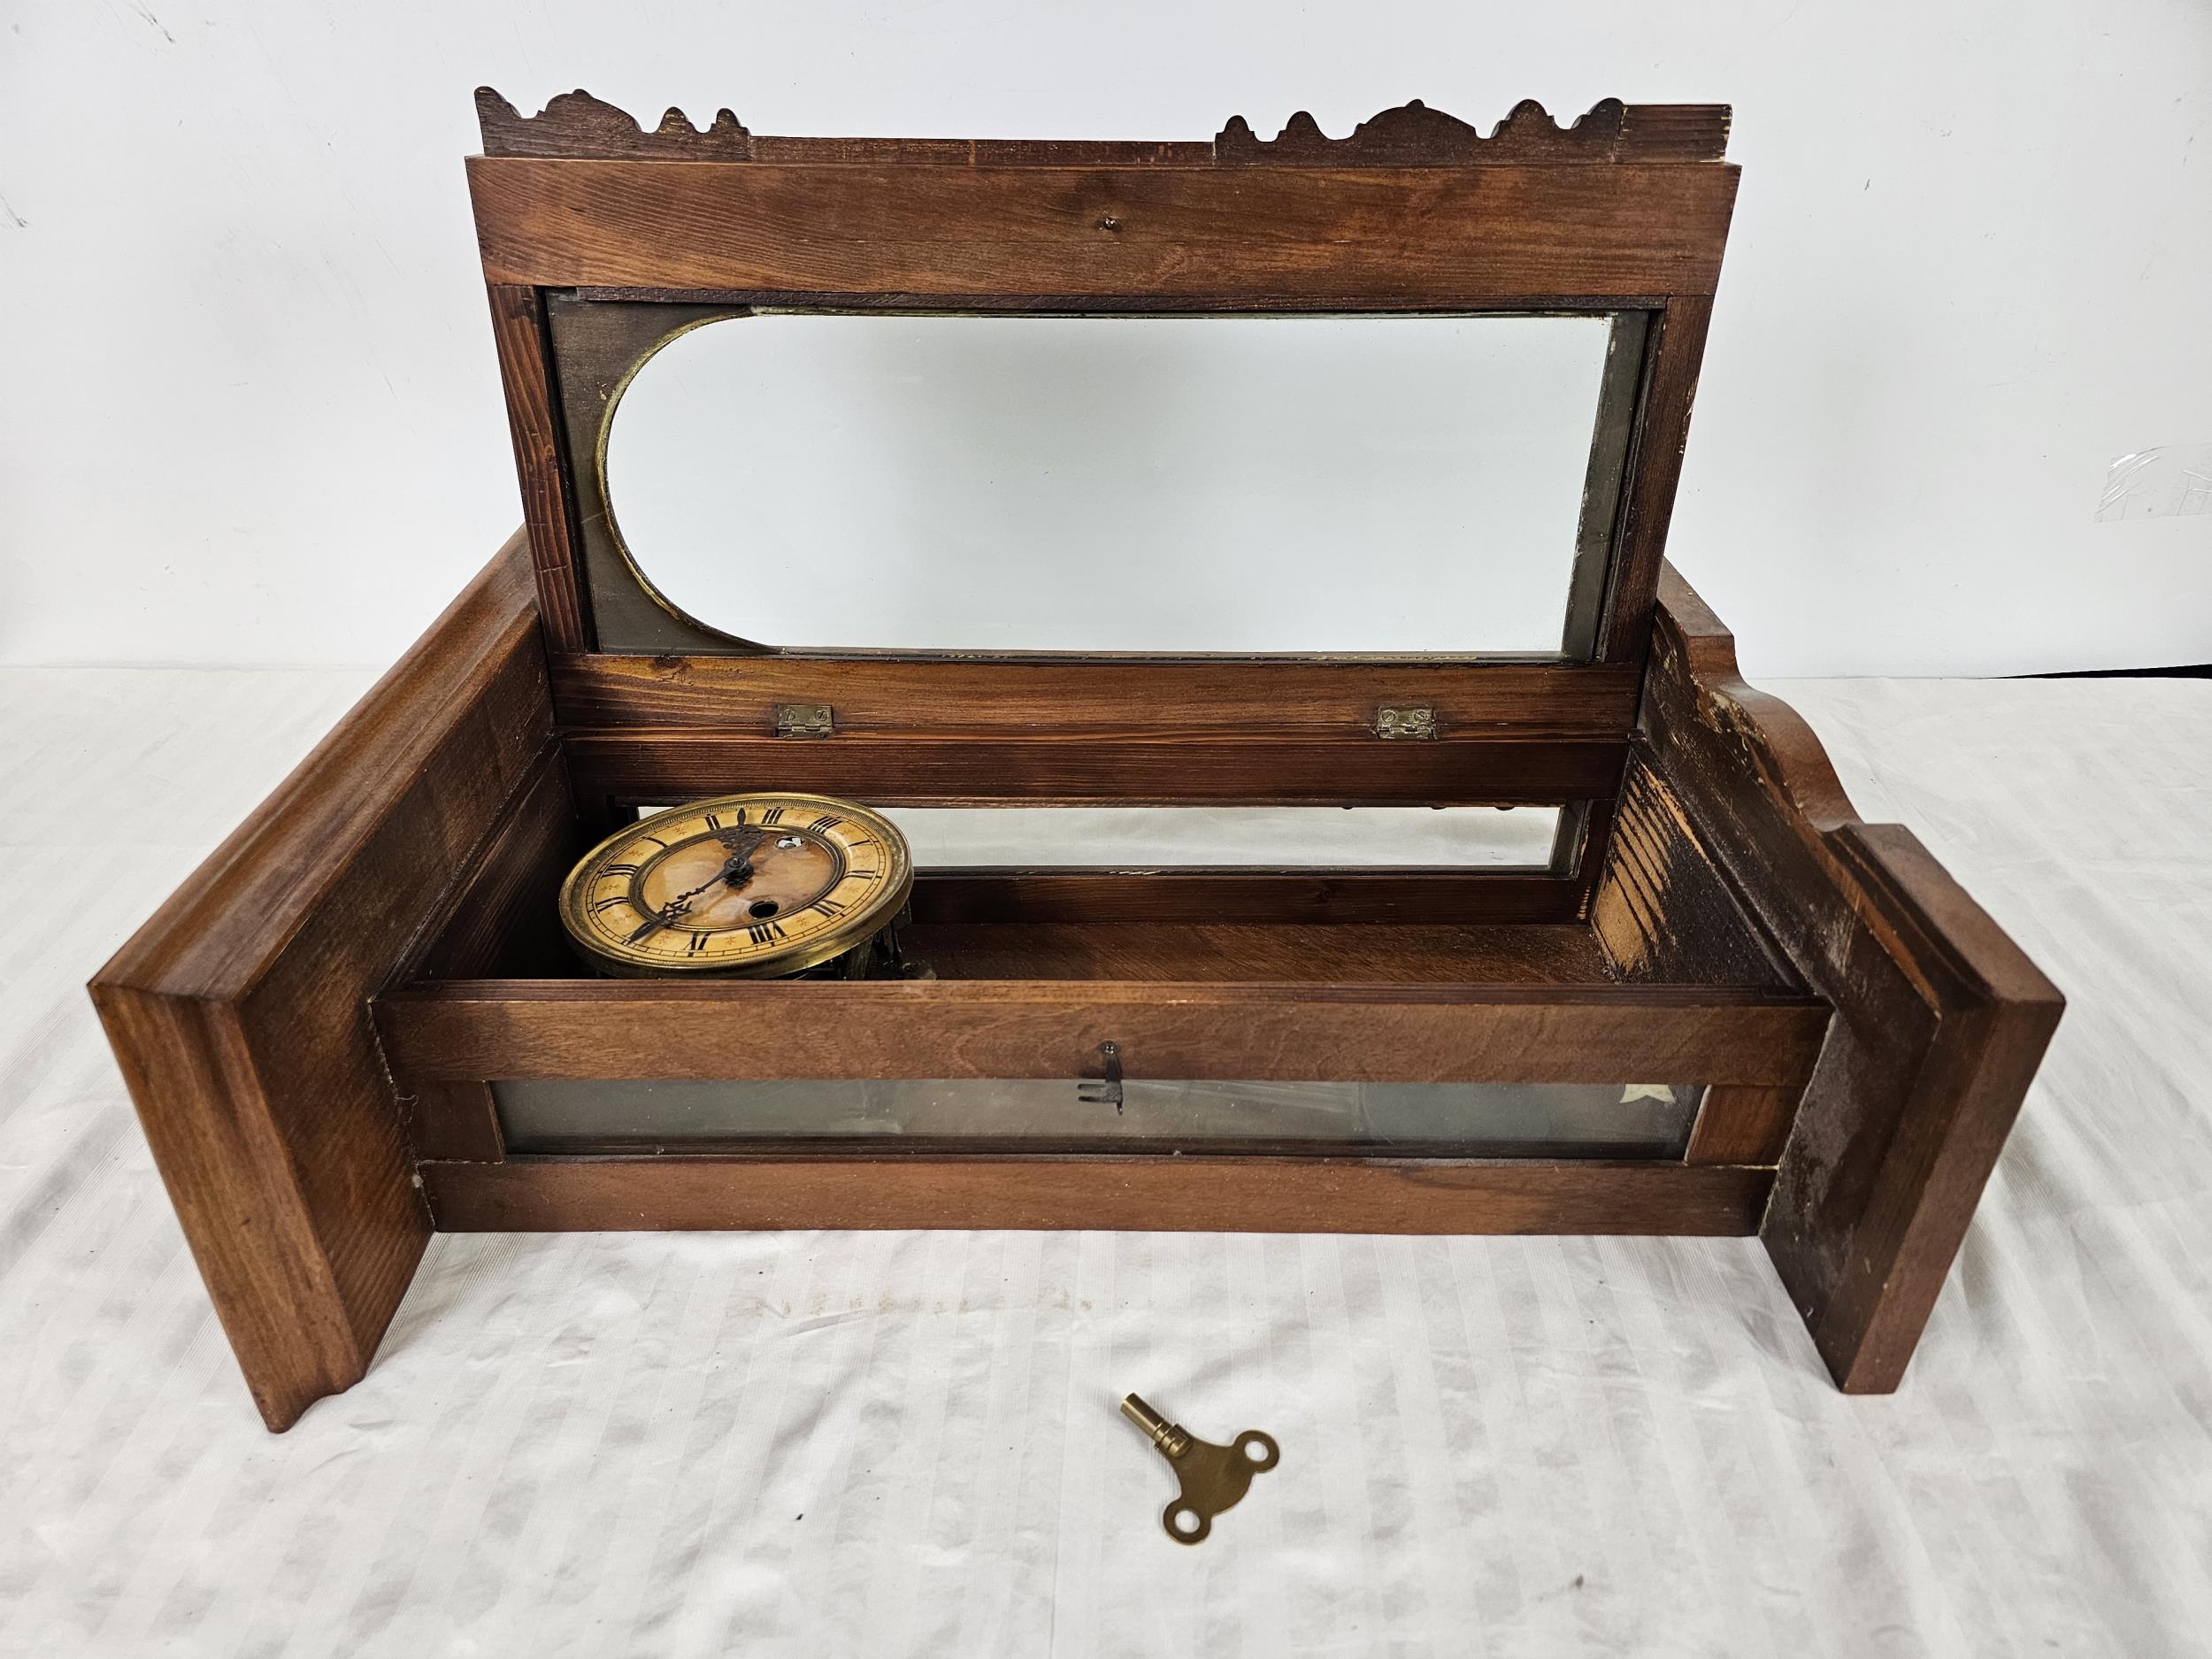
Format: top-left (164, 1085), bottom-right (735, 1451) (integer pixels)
top-left (603, 313), bottom-right (1615, 654)
top-left (495, 1079), bottom-right (1701, 1157)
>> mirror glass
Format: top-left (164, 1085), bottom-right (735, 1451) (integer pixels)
top-left (604, 313), bottom-right (1616, 654)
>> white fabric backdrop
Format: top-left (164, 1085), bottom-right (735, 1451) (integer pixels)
top-left (1, 670), bottom-right (2207, 1656)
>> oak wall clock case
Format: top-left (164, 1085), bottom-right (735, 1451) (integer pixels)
top-left (90, 90), bottom-right (2062, 1432)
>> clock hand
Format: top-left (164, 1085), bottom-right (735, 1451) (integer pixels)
top-left (712, 825), bottom-right (766, 859)
top-left (624, 850), bottom-right (761, 944)
top-left (710, 826), bottom-right (765, 890)
top-left (624, 894), bottom-right (694, 945)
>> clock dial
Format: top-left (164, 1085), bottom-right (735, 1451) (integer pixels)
top-left (559, 793), bottom-right (912, 977)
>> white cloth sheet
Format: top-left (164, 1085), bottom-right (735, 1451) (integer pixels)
top-left (0, 668), bottom-right (2207, 1656)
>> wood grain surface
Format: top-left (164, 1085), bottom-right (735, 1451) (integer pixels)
top-left (549, 656), bottom-right (1641, 737)
top-left (1597, 294), bottom-right (1714, 664)
top-left (476, 88), bottom-right (1731, 168)
top-left (1684, 1086), bottom-right (1796, 1167)
top-left (485, 287), bottom-right (591, 653)
top-left (1593, 756), bottom-right (1796, 987)
top-left (422, 1154), bottom-right (1775, 1236)
top-left (563, 730), bottom-right (1627, 808)
top-left (468, 159), bottom-right (1739, 299)
top-left (374, 977), bottom-right (1828, 1089)
top-left (886, 921), bottom-right (1619, 982)
top-left (1642, 565), bottom-right (2062, 1391)
top-left (89, 538), bottom-right (551, 1429)
top-left (408, 746), bottom-right (580, 982)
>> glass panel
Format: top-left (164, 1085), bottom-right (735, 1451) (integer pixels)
top-left (495, 1079), bottom-right (1701, 1157)
top-left (604, 313), bottom-right (1615, 654)
top-left (641, 804), bottom-right (1563, 869)
top-left (894, 804), bottom-right (1560, 867)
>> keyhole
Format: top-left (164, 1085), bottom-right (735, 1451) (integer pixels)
top-left (749, 899), bottom-right (780, 918)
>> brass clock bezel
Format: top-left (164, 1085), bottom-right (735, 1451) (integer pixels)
top-left (558, 791), bottom-right (914, 979)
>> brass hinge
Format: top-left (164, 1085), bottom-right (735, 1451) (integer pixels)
top-left (774, 703), bottom-right (834, 738)
top-left (1373, 704), bottom-right (1437, 740)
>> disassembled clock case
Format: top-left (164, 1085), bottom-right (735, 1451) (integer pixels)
top-left (90, 91), bottom-right (2062, 1432)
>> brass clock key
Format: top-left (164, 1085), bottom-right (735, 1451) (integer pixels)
top-left (1120, 1394), bottom-right (1279, 1544)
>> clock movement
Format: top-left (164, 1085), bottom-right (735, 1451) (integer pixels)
top-left (90, 89), bottom-right (2061, 1431)
top-left (559, 793), bottom-right (917, 978)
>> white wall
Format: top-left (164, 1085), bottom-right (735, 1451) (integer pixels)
top-left (3, 0), bottom-right (2208, 675)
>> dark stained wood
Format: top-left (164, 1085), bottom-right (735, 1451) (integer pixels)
top-left (410, 1082), bottom-right (506, 1164)
top-left (478, 88), bottom-right (1730, 169)
top-left (1641, 565), bottom-right (2062, 1391)
top-left (424, 1154), bottom-right (1772, 1235)
top-left (411, 746), bottom-right (582, 980)
top-left (477, 88), bottom-right (1207, 167)
top-left (1598, 294), bottom-right (1717, 664)
top-left (892, 921), bottom-right (1618, 983)
top-left (374, 978), bottom-right (1829, 1089)
top-left (1594, 757), bottom-right (1795, 987)
top-left (538, 296), bottom-right (738, 657)
top-left (1685, 1086), bottom-right (1794, 1166)
top-left (479, 87), bottom-right (757, 161)
top-left (466, 159), bottom-right (1740, 300)
top-left (485, 287), bottom-right (591, 653)
top-left (910, 871), bottom-right (1583, 926)
top-left (89, 537), bottom-right (551, 1429)
top-left (549, 656), bottom-right (1642, 736)
top-left (572, 288), bottom-right (1645, 313)
top-left (1216, 99), bottom-right (1730, 166)
top-left (563, 730), bottom-right (1628, 808)
top-left (98, 98), bottom-right (2062, 1423)
top-left (1561, 311), bottom-right (1653, 658)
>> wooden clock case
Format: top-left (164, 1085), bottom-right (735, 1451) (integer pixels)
top-left (91, 91), bottom-right (2062, 1432)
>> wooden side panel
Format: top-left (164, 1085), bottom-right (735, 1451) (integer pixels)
top-left (1593, 756), bottom-right (1795, 987)
top-left (1685, 1086), bottom-right (1794, 1166)
top-left (565, 731), bottom-right (1625, 808)
top-left (412, 1082), bottom-right (507, 1164)
top-left (468, 158), bottom-right (1740, 300)
top-left (424, 1155), bottom-right (1774, 1237)
top-left (549, 657), bottom-right (1641, 738)
top-left (1599, 295), bottom-right (1714, 664)
top-left (412, 747), bottom-right (583, 980)
top-left (375, 979), bottom-right (1829, 1089)
top-left (1641, 565), bottom-right (2063, 1391)
top-left (486, 285), bottom-right (592, 653)
top-left (90, 537), bottom-right (553, 1430)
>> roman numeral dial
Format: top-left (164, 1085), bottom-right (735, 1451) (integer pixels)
top-left (557, 791), bottom-right (912, 979)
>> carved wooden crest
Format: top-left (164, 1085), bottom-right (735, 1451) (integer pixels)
top-left (475, 88), bottom-right (1729, 165)
top-left (476, 88), bottom-right (753, 161)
